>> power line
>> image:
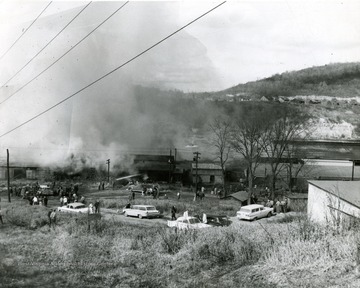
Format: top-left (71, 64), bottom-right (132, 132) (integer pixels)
top-left (1, 2), bottom-right (92, 88)
top-left (0, 1), bottom-right (226, 139)
top-left (0, 1), bottom-right (52, 62)
top-left (0, 1), bottom-right (129, 105)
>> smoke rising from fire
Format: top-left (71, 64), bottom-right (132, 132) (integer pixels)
top-left (0, 2), bottom-right (221, 172)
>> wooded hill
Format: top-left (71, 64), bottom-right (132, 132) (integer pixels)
top-left (195, 62), bottom-right (360, 99)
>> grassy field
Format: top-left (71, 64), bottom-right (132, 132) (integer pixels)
top-left (1, 190), bottom-right (360, 288)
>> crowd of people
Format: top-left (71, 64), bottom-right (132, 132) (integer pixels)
top-left (265, 197), bottom-right (290, 213)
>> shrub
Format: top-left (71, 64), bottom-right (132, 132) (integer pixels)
top-left (159, 228), bottom-right (198, 254)
top-left (197, 231), bottom-right (236, 264)
top-left (5, 205), bottom-right (49, 229)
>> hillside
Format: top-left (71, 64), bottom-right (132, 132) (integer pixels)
top-left (180, 62), bottom-right (360, 140)
top-left (193, 62), bottom-right (360, 100)
top-left (131, 62), bottom-right (360, 147)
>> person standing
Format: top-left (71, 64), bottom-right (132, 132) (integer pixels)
top-left (88, 203), bottom-right (94, 214)
top-left (49, 209), bottom-right (57, 228)
top-left (0, 206), bottom-right (3, 224)
top-left (94, 200), bottom-right (100, 214)
top-left (171, 206), bottom-right (177, 220)
top-left (43, 196), bottom-right (48, 207)
top-left (275, 199), bottom-right (281, 214)
top-left (177, 191), bottom-right (181, 200)
top-left (48, 210), bottom-right (52, 227)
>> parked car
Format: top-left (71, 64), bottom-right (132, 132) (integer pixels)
top-left (39, 184), bottom-right (56, 196)
top-left (236, 204), bottom-right (273, 221)
top-left (204, 214), bottom-right (231, 227)
top-left (57, 203), bottom-right (89, 214)
top-left (123, 205), bottom-right (161, 219)
top-left (167, 216), bottom-right (211, 230)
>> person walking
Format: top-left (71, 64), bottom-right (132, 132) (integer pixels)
top-left (171, 206), bottom-right (177, 220)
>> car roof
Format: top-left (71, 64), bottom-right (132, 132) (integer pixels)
top-left (176, 216), bottom-right (196, 221)
top-left (69, 203), bottom-right (86, 207)
top-left (240, 204), bottom-right (264, 209)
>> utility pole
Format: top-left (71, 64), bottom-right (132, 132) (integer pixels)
top-left (174, 148), bottom-right (177, 174)
top-left (168, 149), bottom-right (172, 183)
top-left (7, 149), bottom-right (11, 202)
top-left (193, 151), bottom-right (201, 199)
top-left (106, 159), bottom-right (110, 183)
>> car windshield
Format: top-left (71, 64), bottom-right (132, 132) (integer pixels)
top-left (188, 218), bottom-right (200, 224)
top-left (240, 208), bottom-right (251, 213)
top-left (146, 207), bottom-right (156, 211)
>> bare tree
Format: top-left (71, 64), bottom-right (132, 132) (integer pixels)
top-left (209, 116), bottom-right (232, 195)
top-left (260, 106), bottom-right (311, 199)
top-left (231, 104), bottom-right (268, 204)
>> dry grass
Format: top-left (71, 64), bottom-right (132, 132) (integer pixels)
top-left (1, 202), bottom-right (360, 287)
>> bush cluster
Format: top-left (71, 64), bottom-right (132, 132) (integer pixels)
top-left (4, 204), bottom-right (49, 229)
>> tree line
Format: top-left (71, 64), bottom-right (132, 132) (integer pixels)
top-left (209, 102), bottom-right (312, 203)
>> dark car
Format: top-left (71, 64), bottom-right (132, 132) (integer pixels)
top-left (205, 214), bottom-right (231, 227)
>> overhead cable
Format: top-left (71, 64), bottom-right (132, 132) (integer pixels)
top-left (0, 1), bottom-right (226, 138)
top-left (1, 2), bottom-right (92, 88)
top-left (0, 1), bottom-right (129, 105)
top-left (0, 1), bottom-right (52, 62)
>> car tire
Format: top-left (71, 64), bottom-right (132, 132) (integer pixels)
top-left (267, 212), bottom-right (272, 218)
top-left (124, 212), bottom-right (128, 217)
top-left (252, 217), bottom-right (258, 221)
top-left (138, 214), bottom-right (142, 219)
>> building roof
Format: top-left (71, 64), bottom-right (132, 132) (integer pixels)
top-left (308, 180), bottom-right (360, 209)
top-left (227, 190), bottom-right (248, 202)
top-left (192, 163), bottom-right (222, 170)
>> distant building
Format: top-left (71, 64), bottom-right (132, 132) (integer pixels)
top-left (308, 180), bottom-right (360, 224)
top-left (133, 154), bottom-right (175, 182)
top-left (226, 190), bottom-right (249, 205)
top-left (0, 161), bottom-right (51, 180)
top-left (260, 96), bottom-right (270, 102)
top-left (192, 162), bottom-right (222, 184)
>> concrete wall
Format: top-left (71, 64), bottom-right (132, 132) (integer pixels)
top-left (308, 184), bottom-right (360, 224)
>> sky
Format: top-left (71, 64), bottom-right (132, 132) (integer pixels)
top-left (0, 0), bottom-right (359, 167)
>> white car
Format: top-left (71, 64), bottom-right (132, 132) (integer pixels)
top-left (123, 205), bottom-right (161, 219)
top-left (39, 184), bottom-right (55, 196)
top-left (236, 204), bottom-right (273, 221)
top-left (167, 216), bottom-right (211, 230)
top-left (57, 203), bottom-right (89, 214)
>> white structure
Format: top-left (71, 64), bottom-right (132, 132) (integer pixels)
top-left (308, 180), bottom-right (360, 224)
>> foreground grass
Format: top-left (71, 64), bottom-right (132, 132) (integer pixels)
top-left (1, 204), bottom-right (360, 287)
